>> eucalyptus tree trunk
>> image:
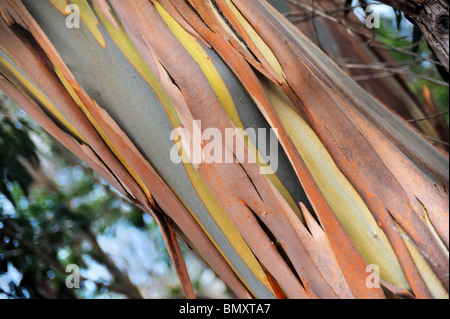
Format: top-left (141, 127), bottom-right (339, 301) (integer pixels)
top-left (0, 0), bottom-right (448, 299)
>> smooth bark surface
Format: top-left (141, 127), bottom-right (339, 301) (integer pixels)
top-left (0, 0), bottom-right (448, 299)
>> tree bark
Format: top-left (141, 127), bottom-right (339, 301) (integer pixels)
top-left (379, 0), bottom-right (449, 72)
top-left (1, 0), bottom-right (448, 299)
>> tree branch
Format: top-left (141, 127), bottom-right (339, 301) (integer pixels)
top-left (376, 0), bottom-right (419, 16)
top-left (378, 0), bottom-right (449, 72)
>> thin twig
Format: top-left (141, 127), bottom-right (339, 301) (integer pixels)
top-left (408, 109), bottom-right (449, 122)
top-left (0, 287), bottom-right (21, 299)
top-left (366, 39), bottom-right (444, 67)
top-left (340, 60), bottom-right (449, 86)
top-left (311, 0), bottom-right (325, 51)
top-left (426, 136), bottom-right (450, 146)
top-left (338, 60), bottom-right (423, 71)
top-left (351, 70), bottom-right (449, 86)
top-left (287, 0), bottom-right (445, 68)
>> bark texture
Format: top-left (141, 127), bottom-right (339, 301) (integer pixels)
top-left (380, 0), bottom-right (449, 71)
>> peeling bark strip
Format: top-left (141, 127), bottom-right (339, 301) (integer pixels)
top-left (379, 0), bottom-right (449, 72)
top-left (232, 0), bottom-right (448, 294)
top-left (0, 0), bottom-right (251, 299)
top-left (153, 206), bottom-right (196, 299)
top-left (0, 0), bottom-right (448, 299)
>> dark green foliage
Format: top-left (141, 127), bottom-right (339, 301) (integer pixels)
top-left (0, 98), bottom-right (146, 298)
top-left (0, 102), bottom-right (38, 207)
top-left (374, 11), bottom-right (449, 120)
top-left (0, 97), bottom-right (226, 299)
